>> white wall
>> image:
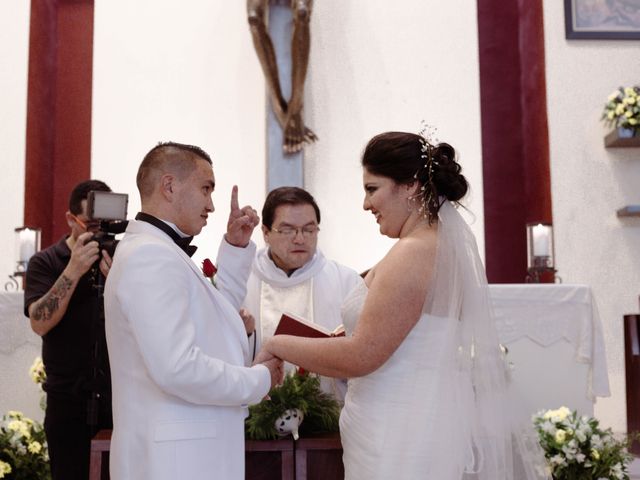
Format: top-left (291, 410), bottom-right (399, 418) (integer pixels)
top-left (543, 0), bottom-right (640, 432)
top-left (0, 1), bottom-right (30, 288)
top-left (92, 0), bottom-right (268, 265)
top-left (91, 0), bottom-right (484, 273)
top-left (0, 1), bottom-right (484, 282)
top-left (4, 1), bottom-right (634, 436)
top-left (2, 0), bottom-right (483, 418)
top-left (304, 0), bottom-right (484, 272)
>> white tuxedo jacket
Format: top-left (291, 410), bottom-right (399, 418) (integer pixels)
top-left (104, 220), bottom-right (270, 480)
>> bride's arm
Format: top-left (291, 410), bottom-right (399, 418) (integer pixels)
top-left (264, 236), bottom-right (436, 378)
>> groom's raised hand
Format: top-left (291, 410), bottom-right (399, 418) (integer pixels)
top-left (225, 185), bottom-right (259, 247)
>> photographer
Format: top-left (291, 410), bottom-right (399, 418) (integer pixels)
top-left (25, 179), bottom-right (114, 480)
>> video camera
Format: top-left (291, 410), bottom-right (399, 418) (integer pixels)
top-left (86, 190), bottom-right (129, 258)
top-left (85, 190), bottom-right (128, 429)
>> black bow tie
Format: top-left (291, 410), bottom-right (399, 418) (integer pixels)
top-left (135, 212), bottom-right (197, 257)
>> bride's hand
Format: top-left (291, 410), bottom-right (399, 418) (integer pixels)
top-left (253, 339), bottom-right (281, 366)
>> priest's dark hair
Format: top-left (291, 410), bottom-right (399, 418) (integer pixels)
top-left (262, 186), bottom-right (321, 229)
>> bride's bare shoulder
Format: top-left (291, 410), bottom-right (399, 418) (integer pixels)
top-left (373, 228), bottom-right (437, 278)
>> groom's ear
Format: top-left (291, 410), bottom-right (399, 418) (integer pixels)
top-left (159, 174), bottom-right (176, 200)
top-left (261, 224), bottom-right (270, 243)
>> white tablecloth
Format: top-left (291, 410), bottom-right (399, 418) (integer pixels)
top-left (0, 291), bottom-right (44, 421)
top-left (0, 285), bottom-right (612, 422)
top-left (0, 291), bottom-right (39, 354)
top-left (490, 284), bottom-right (610, 416)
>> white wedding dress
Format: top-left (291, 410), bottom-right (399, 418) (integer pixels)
top-left (337, 201), bottom-right (550, 480)
top-left (340, 282), bottom-right (473, 479)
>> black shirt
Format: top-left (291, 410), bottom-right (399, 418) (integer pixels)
top-left (24, 236), bottom-right (111, 398)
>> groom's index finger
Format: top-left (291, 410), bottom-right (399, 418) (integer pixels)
top-left (230, 185), bottom-right (239, 212)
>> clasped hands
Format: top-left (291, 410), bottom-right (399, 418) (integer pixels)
top-left (254, 346), bottom-right (285, 390)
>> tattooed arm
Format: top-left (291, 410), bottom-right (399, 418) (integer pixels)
top-left (28, 232), bottom-right (102, 336)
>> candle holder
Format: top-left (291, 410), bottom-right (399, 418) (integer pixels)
top-left (525, 222), bottom-right (561, 283)
top-left (5, 226), bottom-right (41, 291)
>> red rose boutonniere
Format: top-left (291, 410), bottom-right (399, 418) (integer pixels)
top-left (202, 258), bottom-right (218, 288)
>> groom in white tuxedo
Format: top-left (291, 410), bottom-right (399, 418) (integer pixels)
top-left (104, 142), bottom-right (283, 480)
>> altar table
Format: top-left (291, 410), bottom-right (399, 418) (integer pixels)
top-left (89, 429), bottom-right (343, 480)
top-left (489, 284), bottom-right (610, 420)
top-left (3, 285), bottom-right (611, 479)
top-left (0, 291), bottom-right (43, 422)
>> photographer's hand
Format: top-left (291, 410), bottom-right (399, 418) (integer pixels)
top-left (99, 250), bottom-right (113, 278)
top-left (66, 232), bottom-right (101, 280)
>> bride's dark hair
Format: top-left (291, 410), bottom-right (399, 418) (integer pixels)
top-left (361, 131), bottom-right (468, 222)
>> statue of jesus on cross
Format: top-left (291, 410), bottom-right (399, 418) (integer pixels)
top-left (247, 0), bottom-right (318, 154)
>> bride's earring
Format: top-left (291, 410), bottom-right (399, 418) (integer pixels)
top-left (407, 193), bottom-right (424, 214)
top-left (407, 195), bottom-right (417, 212)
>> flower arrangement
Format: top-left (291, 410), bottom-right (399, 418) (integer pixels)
top-left (602, 86), bottom-right (640, 133)
top-left (533, 406), bottom-right (635, 480)
top-left (0, 358), bottom-right (50, 479)
top-left (245, 370), bottom-right (341, 440)
top-left (201, 258), bottom-right (218, 288)
top-left (0, 411), bottom-right (50, 480)
top-left (28, 358), bottom-right (45, 386)
top-left (28, 357), bottom-right (46, 412)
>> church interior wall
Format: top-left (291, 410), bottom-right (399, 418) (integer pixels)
top-left (1, 0), bottom-right (638, 434)
top-left (543, 0), bottom-right (640, 432)
top-left (0, 0), bottom-right (30, 287)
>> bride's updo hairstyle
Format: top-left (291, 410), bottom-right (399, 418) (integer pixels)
top-left (361, 131), bottom-right (468, 223)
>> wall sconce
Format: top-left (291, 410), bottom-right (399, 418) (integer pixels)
top-left (526, 222), bottom-right (560, 283)
top-left (5, 226), bottom-right (41, 291)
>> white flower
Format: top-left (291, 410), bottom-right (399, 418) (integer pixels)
top-left (555, 429), bottom-right (567, 444)
top-left (611, 463), bottom-right (624, 479)
top-left (28, 441), bottom-right (42, 454)
top-left (0, 460), bottom-right (12, 477)
top-left (540, 420), bottom-right (556, 435)
top-left (29, 357), bottom-right (46, 385)
top-left (550, 454), bottom-right (567, 466)
top-left (562, 444), bottom-right (577, 460)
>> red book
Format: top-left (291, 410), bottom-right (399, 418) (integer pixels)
top-left (274, 312), bottom-right (345, 339)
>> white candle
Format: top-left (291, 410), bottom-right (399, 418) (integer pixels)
top-left (18, 229), bottom-right (37, 262)
top-left (532, 224), bottom-right (551, 257)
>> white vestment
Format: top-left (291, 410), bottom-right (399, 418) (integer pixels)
top-left (243, 248), bottom-right (361, 400)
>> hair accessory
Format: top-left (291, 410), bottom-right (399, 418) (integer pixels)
top-left (414, 120), bottom-right (441, 223)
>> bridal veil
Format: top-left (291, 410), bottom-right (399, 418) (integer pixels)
top-left (424, 200), bottom-right (550, 480)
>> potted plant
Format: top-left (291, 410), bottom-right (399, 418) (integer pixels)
top-left (602, 86), bottom-right (640, 146)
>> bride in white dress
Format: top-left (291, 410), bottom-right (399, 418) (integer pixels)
top-left (258, 130), bottom-right (549, 479)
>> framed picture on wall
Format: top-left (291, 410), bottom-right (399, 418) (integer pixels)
top-left (564, 0), bottom-right (640, 39)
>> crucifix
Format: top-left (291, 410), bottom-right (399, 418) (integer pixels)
top-left (247, 0), bottom-right (317, 190)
